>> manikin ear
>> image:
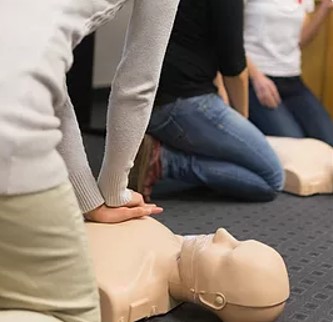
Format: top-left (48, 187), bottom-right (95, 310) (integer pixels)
top-left (198, 291), bottom-right (226, 310)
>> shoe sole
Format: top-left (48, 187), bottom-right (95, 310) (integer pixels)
top-left (128, 135), bottom-right (154, 198)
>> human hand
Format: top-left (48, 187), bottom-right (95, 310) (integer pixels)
top-left (252, 73), bottom-right (281, 109)
top-left (320, 0), bottom-right (333, 10)
top-left (84, 191), bottom-right (163, 223)
top-left (123, 190), bottom-right (147, 208)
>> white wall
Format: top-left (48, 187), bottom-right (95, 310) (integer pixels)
top-left (93, 1), bottom-right (133, 88)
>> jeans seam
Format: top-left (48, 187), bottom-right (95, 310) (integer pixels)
top-left (197, 165), bottom-right (272, 189)
top-left (194, 106), bottom-right (282, 188)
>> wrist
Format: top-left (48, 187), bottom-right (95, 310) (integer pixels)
top-left (319, 0), bottom-right (331, 13)
top-left (84, 203), bottom-right (105, 217)
top-left (251, 71), bottom-right (265, 84)
top-left (84, 203), bottom-right (111, 223)
top-left (249, 69), bottom-right (264, 83)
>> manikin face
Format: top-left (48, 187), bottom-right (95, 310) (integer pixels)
top-left (179, 229), bottom-right (289, 311)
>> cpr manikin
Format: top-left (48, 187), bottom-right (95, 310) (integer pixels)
top-left (86, 217), bottom-right (290, 322)
top-left (267, 137), bottom-right (333, 196)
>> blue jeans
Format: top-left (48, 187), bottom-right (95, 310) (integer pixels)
top-left (148, 93), bottom-right (284, 201)
top-left (249, 76), bottom-right (333, 147)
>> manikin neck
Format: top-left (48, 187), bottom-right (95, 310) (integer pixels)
top-left (168, 263), bottom-right (198, 303)
top-left (168, 235), bottom-right (206, 304)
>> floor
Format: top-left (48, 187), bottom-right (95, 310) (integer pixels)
top-left (82, 100), bottom-right (333, 322)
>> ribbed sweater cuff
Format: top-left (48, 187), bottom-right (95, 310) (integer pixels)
top-left (69, 169), bottom-right (105, 214)
top-left (98, 171), bottom-right (132, 207)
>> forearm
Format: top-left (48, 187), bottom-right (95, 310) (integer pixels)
top-left (247, 56), bottom-right (263, 81)
top-left (98, 0), bottom-right (179, 207)
top-left (56, 92), bottom-right (104, 213)
top-left (223, 68), bottom-right (249, 118)
top-left (214, 72), bottom-right (229, 104)
top-left (300, 3), bottom-right (331, 48)
top-left (245, 56), bottom-right (281, 108)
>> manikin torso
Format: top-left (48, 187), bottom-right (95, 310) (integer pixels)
top-left (86, 218), bottom-right (181, 322)
top-left (267, 137), bottom-right (333, 195)
top-left (86, 217), bottom-right (290, 322)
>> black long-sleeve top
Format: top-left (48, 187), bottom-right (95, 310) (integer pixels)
top-left (155, 0), bottom-right (246, 105)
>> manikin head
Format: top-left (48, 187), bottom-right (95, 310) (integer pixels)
top-left (177, 229), bottom-right (290, 322)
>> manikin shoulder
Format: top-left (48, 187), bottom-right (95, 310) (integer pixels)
top-left (85, 217), bottom-right (182, 322)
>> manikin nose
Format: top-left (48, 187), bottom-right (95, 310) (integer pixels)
top-left (212, 228), bottom-right (239, 248)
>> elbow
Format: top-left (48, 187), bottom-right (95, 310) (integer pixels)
top-left (220, 60), bottom-right (247, 78)
top-left (130, 81), bottom-right (158, 107)
top-left (111, 78), bottom-right (158, 110)
top-left (299, 38), bottom-right (307, 50)
top-left (299, 34), bottom-right (305, 49)
top-left (224, 67), bottom-right (248, 81)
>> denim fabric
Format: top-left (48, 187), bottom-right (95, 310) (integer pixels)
top-left (249, 76), bottom-right (333, 146)
top-left (148, 93), bottom-right (284, 201)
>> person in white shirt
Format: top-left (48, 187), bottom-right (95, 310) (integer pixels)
top-left (0, 0), bottom-right (179, 321)
top-left (244, 0), bottom-right (333, 147)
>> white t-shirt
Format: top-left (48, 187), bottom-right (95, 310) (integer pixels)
top-left (244, 0), bottom-right (315, 77)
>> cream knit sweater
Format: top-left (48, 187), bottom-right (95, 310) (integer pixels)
top-left (0, 0), bottom-right (179, 213)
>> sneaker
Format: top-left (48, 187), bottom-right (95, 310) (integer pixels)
top-left (129, 134), bottom-right (162, 202)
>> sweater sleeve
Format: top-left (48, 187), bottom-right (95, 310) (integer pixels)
top-left (209, 0), bottom-right (246, 76)
top-left (56, 92), bottom-right (105, 213)
top-left (98, 0), bottom-right (179, 206)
